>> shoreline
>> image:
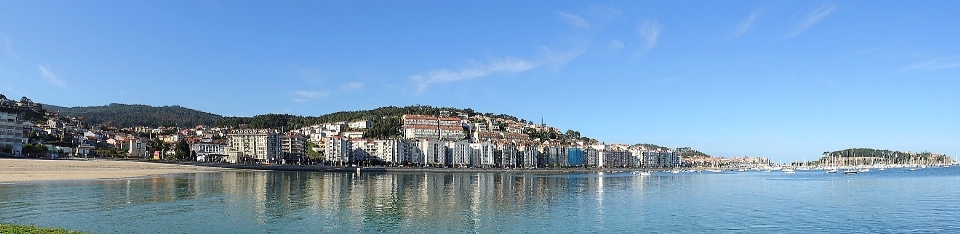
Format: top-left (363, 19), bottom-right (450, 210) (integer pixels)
top-left (0, 158), bottom-right (227, 183)
top-left (1, 158), bottom-right (672, 183)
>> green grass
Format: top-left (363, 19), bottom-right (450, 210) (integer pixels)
top-left (0, 223), bottom-right (87, 234)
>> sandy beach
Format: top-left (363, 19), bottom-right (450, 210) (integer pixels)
top-left (0, 158), bottom-right (226, 183)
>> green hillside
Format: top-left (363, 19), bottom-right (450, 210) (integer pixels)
top-left (44, 103), bottom-right (221, 128)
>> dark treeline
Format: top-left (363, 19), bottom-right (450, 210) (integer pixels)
top-left (817, 148), bottom-right (946, 164)
top-left (214, 105), bottom-right (524, 138)
top-left (45, 103), bottom-right (220, 128)
top-left (633, 143), bottom-right (671, 151)
top-left (679, 150), bottom-right (710, 158)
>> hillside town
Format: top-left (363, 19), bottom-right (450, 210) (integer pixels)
top-left (2, 94), bottom-right (782, 169)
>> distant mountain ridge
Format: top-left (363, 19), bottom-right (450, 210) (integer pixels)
top-left (43, 103), bottom-right (221, 128)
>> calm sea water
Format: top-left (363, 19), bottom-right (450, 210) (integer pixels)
top-left (2, 168), bottom-right (959, 233)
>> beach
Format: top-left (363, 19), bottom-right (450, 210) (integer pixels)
top-left (0, 158), bottom-right (225, 183)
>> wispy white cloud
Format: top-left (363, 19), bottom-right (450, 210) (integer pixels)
top-left (38, 65), bottom-right (67, 88)
top-left (293, 90), bottom-right (330, 99)
top-left (857, 40), bottom-right (904, 54)
top-left (559, 12), bottom-right (590, 28)
top-left (291, 67), bottom-right (328, 85)
top-left (638, 19), bottom-right (663, 55)
top-left (788, 4), bottom-right (836, 38)
top-left (341, 82), bottom-right (364, 91)
top-left (592, 6), bottom-right (623, 20)
top-left (292, 98), bottom-right (309, 102)
top-left (609, 39), bottom-right (624, 52)
top-left (539, 45), bottom-right (587, 69)
top-left (409, 57), bottom-right (538, 93)
top-left (817, 78), bottom-right (835, 85)
top-left (1, 34), bottom-right (19, 60)
top-left (653, 67), bottom-right (706, 84)
top-left (729, 10), bottom-right (762, 39)
top-left (905, 57), bottom-right (960, 70)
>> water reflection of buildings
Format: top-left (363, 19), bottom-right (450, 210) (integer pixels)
top-left (210, 171), bottom-right (593, 231)
top-left (85, 171), bottom-right (664, 232)
top-left (4, 171), bottom-right (667, 233)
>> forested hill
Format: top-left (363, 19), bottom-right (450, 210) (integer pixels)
top-left (215, 105), bottom-right (521, 128)
top-left (44, 103), bottom-right (221, 128)
top-left (817, 148), bottom-right (952, 164)
top-left (214, 105), bottom-right (527, 138)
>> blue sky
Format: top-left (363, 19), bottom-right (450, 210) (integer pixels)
top-left (1, 1), bottom-right (957, 162)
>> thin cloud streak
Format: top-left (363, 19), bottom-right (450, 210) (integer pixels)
top-left (592, 6), bottom-right (623, 20)
top-left (638, 20), bottom-right (663, 55)
top-left (409, 57), bottom-right (538, 94)
top-left (293, 90), bottom-right (329, 98)
top-left (609, 39), bottom-right (624, 52)
top-left (729, 10), bottom-right (762, 39)
top-left (559, 12), bottom-right (590, 28)
top-left (789, 4), bottom-right (836, 38)
top-left (341, 82), bottom-right (364, 91)
top-left (2, 35), bottom-right (19, 60)
top-left (906, 57), bottom-right (960, 70)
top-left (38, 65), bottom-right (67, 88)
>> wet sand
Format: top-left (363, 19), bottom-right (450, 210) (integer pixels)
top-left (0, 158), bottom-right (226, 183)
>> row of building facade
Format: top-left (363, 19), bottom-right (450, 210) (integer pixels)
top-left (323, 137), bottom-right (681, 168)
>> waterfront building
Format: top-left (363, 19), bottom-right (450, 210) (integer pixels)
top-left (399, 140), bottom-right (423, 164)
top-left (325, 136), bottom-right (351, 164)
top-left (589, 144), bottom-right (607, 167)
top-left (418, 139), bottom-right (446, 166)
top-left (350, 139), bottom-right (403, 163)
top-left (499, 143), bottom-right (519, 168)
top-left (190, 138), bottom-right (226, 162)
top-left (445, 141), bottom-right (471, 167)
top-left (226, 129), bottom-right (281, 164)
top-left (519, 144), bottom-right (539, 168)
top-left (585, 148), bottom-right (600, 167)
top-left (641, 150), bottom-right (680, 168)
top-left (126, 138), bottom-right (148, 158)
top-left (556, 146), bottom-right (569, 167)
top-left (470, 142), bottom-right (495, 167)
top-left (628, 146), bottom-right (646, 168)
top-left (567, 147), bottom-right (585, 167)
top-left (0, 108), bottom-right (24, 156)
top-left (279, 133), bottom-right (306, 164)
top-left (603, 148), bottom-right (633, 168)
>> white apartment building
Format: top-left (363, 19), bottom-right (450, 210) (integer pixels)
top-left (325, 136), bottom-right (351, 164)
top-left (470, 142), bottom-right (495, 167)
top-left (419, 139), bottom-right (446, 166)
top-left (542, 146), bottom-right (568, 167)
top-left (191, 139), bottom-right (226, 162)
top-left (402, 115), bottom-right (465, 141)
top-left (403, 125), bottom-right (439, 139)
top-left (226, 129), bottom-right (281, 164)
top-left (498, 143), bottom-right (519, 168)
top-left (519, 144), bottom-right (539, 168)
top-left (348, 120), bottom-right (372, 129)
top-left (128, 138), bottom-right (148, 158)
top-left (0, 109), bottom-right (23, 156)
top-left (350, 139), bottom-right (403, 163)
top-left (445, 141), bottom-right (471, 167)
top-left (280, 133), bottom-right (307, 164)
